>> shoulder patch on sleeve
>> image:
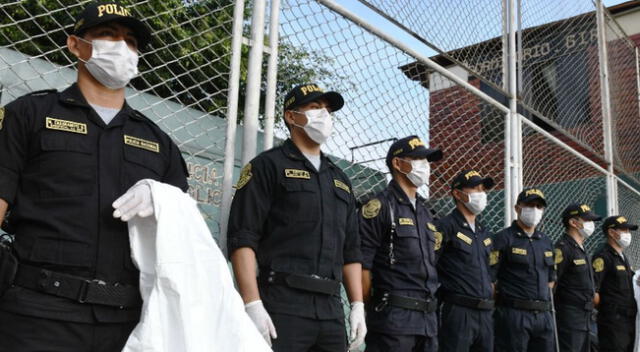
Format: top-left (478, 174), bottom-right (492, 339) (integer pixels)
top-left (490, 250), bottom-right (500, 265)
top-left (555, 248), bottom-right (563, 264)
top-left (434, 231), bottom-right (443, 251)
top-left (0, 106), bottom-right (4, 130)
top-left (593, 257), bottom-right (604, 272)
top-left (362, 198), bottom-right (381, 219)
top-left (235, 163), bottom-right (252, 189)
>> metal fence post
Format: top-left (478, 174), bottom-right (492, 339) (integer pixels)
top-left (596, 0), bottom-right (618, 215)
top-left (506, 0), bottom-right (522, 226)
top-left (502, 0), bottom-right (513, 226)
top-left (241, 0), bottom-right (267, 165)
top-left (219, 0), bottom-right (246, 256)
top-left (263, 0), bottom-right (282, 151)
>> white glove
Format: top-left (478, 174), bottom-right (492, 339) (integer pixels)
top-left (348, 301), bottom-right (367, 350)
top-left (245, 300), bottom-right (277, 346)
top-left (112, 182), bottom-right (154, 222)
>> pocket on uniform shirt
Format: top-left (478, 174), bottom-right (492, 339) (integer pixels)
top-left (280, 180), bottom-right (318, 222)
top-left (394, 226), bottom-right (422, 262)
top-left (122, 145), bottom-right (165, 189)
top-left (28, 238), bottom-right (92, 268)
top-left (507, 249), bottom-right (529, 265)
top-left (35, 131), bottom-right (95, 198)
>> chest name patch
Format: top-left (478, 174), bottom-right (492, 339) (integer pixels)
top-left (399, 218), bottom-right (414, 226)
top-left (427, 223), bottom-right (437, 232)
top-left (285, 169), bottom-right (310, 179)
top-left (45, 117), bottom-right (87, 135)
top-left (544, 251), bottom-right (553, 258)
top-left (456, 232), bottom-right (472, 245)
top-left (616, 265), bottom-right (626, 271)
top-left (512, 248), bottom-right (527, 255)
top-left (334, 179), bottom-right (350, 193)
top-left (573, 259), bottom-right (586, 265)
top-left (124, 135), bottom-right (159, 153)
top-left (483, 238), bottom-right (492, 247)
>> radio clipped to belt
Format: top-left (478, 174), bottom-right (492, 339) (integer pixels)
top-left (0, 234), bottom-right (18, 296)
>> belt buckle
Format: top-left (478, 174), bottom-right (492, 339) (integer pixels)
top-left (78, 279), bottom-right (106, 304)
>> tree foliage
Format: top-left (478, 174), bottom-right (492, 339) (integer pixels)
top-left (0, 0), bottom-right (347, 122)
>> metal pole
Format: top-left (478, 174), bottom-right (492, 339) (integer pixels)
top-left (596, 0), bottom-right (618, 215)
top-left (509, 0), bottom-right (520, 221)
top-left (263, 0), bottom-right (281, 151)
top-left (636, 47), bottom-right (640, 117)
top-left (219, 0), bottom-right (246, 257)
top-left (515, 0), bottom-right (524, 195)
top-left (241, 0), bottom-right (267, 165)
top-left (502, 0), bottom-right (512, 226)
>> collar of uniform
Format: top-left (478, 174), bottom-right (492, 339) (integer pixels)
top-left (387, 179), bottom-right (424, 206)
top-left (58, 83), bottom-right (90, 108)
top-left (562, 233), bottom-right (583, 251)
top-left (281, 138), bottom-right (333, 172)
top-left (605, 243), bottom-right (624, 259)
top-left (58, 83), bottom-right (137, 128)
top-left (451, 207), bottom-right (480, 232)
top-left (510, 221), bottom-right (541, 239)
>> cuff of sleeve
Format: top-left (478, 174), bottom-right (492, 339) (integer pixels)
top-left (343, 249), bottom-right (363, 265)
top-left (227, 230), bottom-right (261, 254)
top-left (0, 168), bottom-right (19, 205)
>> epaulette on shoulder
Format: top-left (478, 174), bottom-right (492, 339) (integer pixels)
top-left (27, 89), bottom-right (57, 97)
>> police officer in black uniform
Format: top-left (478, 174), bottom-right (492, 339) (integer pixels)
top-left (0, 2), bottom-right (189, 351)
top-left (359, 136), bottom-right (442, 352)
top-left (554, 203), bottom-right (601, 352)
top-left (592, 215), bottom-right (638, 352)
top-left (491, 188), bottom-right (557, 352)
top-left (227, 83), bottom-right (366, 352)
top-left (436, 170), bottom-right (496, 352)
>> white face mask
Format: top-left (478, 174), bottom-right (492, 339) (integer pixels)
top-left (78, 38), bottom-right (139, 90)
top-left (400, 159), bottom-right (430, 188)
top-left (463, 191), bottom-right (487, 215)
top-left (293, 108), bottom-right (333, 145)
top-left (617, 231), bottom-right (632, 249)
top-left (519, 206), bottom-right (544, 228)
top-left (577, 220), bottom-right (595, 238)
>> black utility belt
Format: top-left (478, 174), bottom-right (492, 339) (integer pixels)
top-left (442, 292), bottom-right (495, 310)
top-left (498, 296), bottom-right (551, 311)
top-left (260, 271), bottom-right (341, 296)
top-left (373, 292), bottom-right (438, 313)
top-left (14, 264), bottom-right (141, 309)
top-left (556, 298), bottom-right (594, 311)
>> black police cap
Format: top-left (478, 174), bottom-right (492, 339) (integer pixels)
top-left (385, 136), bottom-right (442, 170)
top-left (561, 203), bottom-right (601, 222)
top-left (602, 215), bottom-right (638, 233)
top-left (72, 2), bottom-right (151, 49)
top-left (517, 188), bottom-right (547, 207)
top-left (451, 169), bottom-right (495, 190)
top-left (283, 84), bottom-right (344, 112)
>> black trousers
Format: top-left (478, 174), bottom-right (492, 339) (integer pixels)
top-left (494, 306), bottom-right (556, 352)
top-left (597, 310), bottom-right (635, 352)
top-left (439, 302), bottom-right (493, 352)
top-left (0, 310), bottom-right (136, 352)
top-left (556, 305), bottom-right (591, 352)
top-left (364, 332), bottom-right (437, 352)
top-left (270, 312), bottom-right (347, 352)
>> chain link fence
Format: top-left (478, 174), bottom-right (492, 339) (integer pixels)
top-left (2, 0), bottom-right (640, 346)
top-left (0, 0), bottom-right (237, 237)
top-left (604, 10), bottom-right (640, 179)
